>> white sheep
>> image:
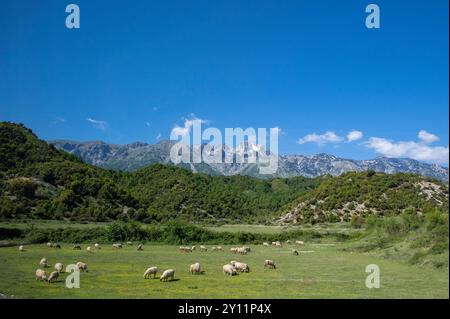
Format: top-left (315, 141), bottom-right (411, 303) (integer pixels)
top-left (179, 246), bottom-right (192, 252)
top-left (73, 244), bottom-right (81, 250)
top-left (47, 270), bottom-right (59, 283)
top-left (46, 242), bottom-right (52, 247)
top-left (112, 243), bottom-right (123, 249)
top-left (189, 262), bottom-right (201, 274)
top-left (94, 243), bottom-right (101, 249)
top-left (295, 240), bottom-right (305, 246)
top-left (76, 261), bottom-right (88, 272)
top-left (35, 269), bottom-right (47, 281)
top-left (39, 258), bottom-right (48, 268)
top-left (54, 262), bottom-right (64, 273)
top-left (87, 246), bottom-right (92, 253)
top-left (223, 264), bottom-right (237, 276)
top-left (263, 242), bottom-right (270, 246)
top-left (126, 241), bottom-right (133, 245)
top-left (137, 244), bottom-right (144, 251)
top-left (264, 259), bottom-right (276, 269)
top-left (19, 245), bottom-right (25, 252)
top-left (143, 266), bottom-right (158, 279)
top-left (232, 261), bottom-right (250, 272)
top-left (199, 245), bottom-right (207, 252)
top-left (160, 269), bottom-right (175, 282)
top-left (236, 247), bottom-right (247, 255)
top-left (292, 249), bottom-right (299, 256)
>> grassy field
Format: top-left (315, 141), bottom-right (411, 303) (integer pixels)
top-left (0, 242), bottom-right (448, 299)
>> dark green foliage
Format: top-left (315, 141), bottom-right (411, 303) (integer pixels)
top-left (0, 227), bottom-right (24, 240)
top-left (0, 221), bottom-right (349, 245)
top-left (0, 122), bottom-right (321, 223)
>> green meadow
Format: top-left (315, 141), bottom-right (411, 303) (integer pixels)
top-left (0, 241), bottom-right (447, 299)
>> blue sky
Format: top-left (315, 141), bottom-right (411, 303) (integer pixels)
top-left (0, 0), bottom-right (448, 164)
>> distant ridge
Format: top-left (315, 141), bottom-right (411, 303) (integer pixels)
top-left (50, 140), bottom-right (449, 181)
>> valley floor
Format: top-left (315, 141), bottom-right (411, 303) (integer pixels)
top-left (0, 242), bottom-right (448, 298)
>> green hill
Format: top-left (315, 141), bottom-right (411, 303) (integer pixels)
top-left (0, 122), bottom-right (320, 223)
top-left (277, 170), bottom-right (448, 224)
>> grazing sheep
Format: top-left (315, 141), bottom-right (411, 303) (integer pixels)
top-left (87, 246), bottom-right (93, 253)
top-left (73, 244), bottom-right (81, 250)
top-left (191, 246), bottom-right (196, 251)
top-left (46, 242), bottom-right (52, 247)
top-left (35, 269), bottom-right (47, 281)
top-left (126, 241), bottom-right (133, 245)
top-left (94, 243), bottom-right (101, 249)
top-left (264, 260), bottom-right (276, 269)
top-left (39, 258), bottom-right (48, 268)
top-left (199, 245), bottom-right (207, 252)
top-left (189, 262), bottom-right (201, 274)
top-left (143, 266), bottom-right (158, 279)
top-left (223, 264), bottom-right (237, 276)
top-left (243, 246), bottom-right (251, 252)
top-left (76, 261), bottom-right (88, 272)
top-left (286, 240), bottom-right (292, 244)
top-left (291, 249), bottom-right (299, 256)
top-left (216, 246), bottom-right (223, 251)
top-left (236, 247), bottom-right (247, 255)
top-left (160, 269), bottom-right (175, 282)
top-left (18, 245), bottom-right (25, 252)
top-left (112, 243), bottom-right (123, 249)
top-left (232, 261), bottom-right (250, 273)
top-left (230, 247), bottom-right (238, 254)
top-left (263, 242), bottom-right (270, 246)
top-left (137, 244), bottom-right (144, 251)
top-left (179, 246), bottom-right (192, 253)
top-left (295, 240), bottom-right (305, 246)
top-left (273, 241), bottom-right (282, 247)
top-left (54, 262), bottom-right (64, 273)
top-left (54, 243), bottom-right (61, 249)
top-left (47, 271), bottom-right (59, 283)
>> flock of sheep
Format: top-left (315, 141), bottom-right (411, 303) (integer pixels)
top-left (35, 257), bottom-right (88, 283)
top-left (19, 239), bottom-right (305, 284)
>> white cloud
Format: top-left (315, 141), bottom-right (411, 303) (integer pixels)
top-left (418, 130), bottom-right (439, 144)
top-left (171, 114), bottom-right (209, 137)
top-left (156, 132), bottom-right (162, 140)
top-left (347, 130), bottom-right (363, 142)
top-left (298, 131), bottom-right (342, 146)
top-left (145, 122), bottom-right (151, 127)
top-left (87, 118), bottom-right (108, 131)
top-left (52, 116), bottom-right (66, 124)
top-left (272, 126), bottom-right (285, 136)
top-left (364, 135), bottom-right (449, 164)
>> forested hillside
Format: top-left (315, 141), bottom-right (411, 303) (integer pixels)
top-left (277, 171), bottom-right (448, 224)
top-left (0, 122), bottom-right (321, 223)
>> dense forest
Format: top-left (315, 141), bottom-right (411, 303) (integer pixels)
top-left (0, 122), bottom-right (321, 223)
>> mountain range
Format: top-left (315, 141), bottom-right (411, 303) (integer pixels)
top-left (50, 140), bottom-right (449, 181)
